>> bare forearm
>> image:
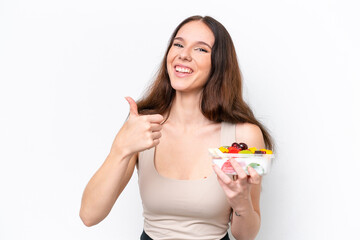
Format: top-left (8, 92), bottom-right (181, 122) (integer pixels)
top-left (80, 151), bottom-right (135, 226)
top-left (231, 199), bottom-right (261, 240)
top-left (79, 97), bottom-right (163, 226)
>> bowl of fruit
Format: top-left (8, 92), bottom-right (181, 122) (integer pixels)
top-left (209, 142), bottom-right (274, 176)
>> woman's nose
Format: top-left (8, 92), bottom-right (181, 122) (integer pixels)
top-left (178, 48), bottom-right (192, 61)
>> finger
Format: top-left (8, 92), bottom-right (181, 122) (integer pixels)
top-left (216, 175), bottom-right (230, 190)
top-left (151, 131), bottom-right (162, 140)
top-left (125, 96), bottom-right (138, 116)
top-left (152, 139), bottom-right (160, 147)
top-left (247, 166), bottom-right (261, 185)
top-left (146, 114), bottom-right (164, 124)
top-left (150, 123), bottom-right (163, 132)
top-left (229, 158), bottom-right (248, 184)
top-left (212, 164), bottom-right (232, 185)
top-left (145, 138), bottom-right (161, 150)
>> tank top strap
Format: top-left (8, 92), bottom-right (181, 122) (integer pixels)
top-left (221, 122), bottom-right (236, 146)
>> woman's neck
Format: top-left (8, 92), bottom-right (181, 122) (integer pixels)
top-left (167, 91), bottom-right (211, 128)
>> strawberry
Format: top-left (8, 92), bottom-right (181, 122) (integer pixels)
top-left (221, 160), bottom-right (235, 174)
top-left (227, 147), bottom-right (240, 153)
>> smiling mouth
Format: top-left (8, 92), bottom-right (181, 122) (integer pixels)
top-left (175, 65), bottom-right (193, 74)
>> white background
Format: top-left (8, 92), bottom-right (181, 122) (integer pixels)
top-left (0, 0), bottom-right (359, 239)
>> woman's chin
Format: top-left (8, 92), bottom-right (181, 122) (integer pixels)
top-left (170, 81), bottom-right (203, 93)
top-left (170, 82), bottom-right (188, 92)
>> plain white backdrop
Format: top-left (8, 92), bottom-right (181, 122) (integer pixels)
top-left (0, 0), bottom-right (359, 239)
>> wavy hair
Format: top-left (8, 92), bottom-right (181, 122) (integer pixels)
top-left (137, 15), bottom-right (273, 149)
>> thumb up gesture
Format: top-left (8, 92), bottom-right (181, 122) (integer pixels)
top-left (110, 97), bottom-right (164, 157)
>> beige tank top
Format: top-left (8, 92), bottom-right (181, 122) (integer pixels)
top-left (138, 122), bottom-right (236, 240)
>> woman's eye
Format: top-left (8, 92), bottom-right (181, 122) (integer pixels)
top-left (174, 43), bottom-right (183, 48)
top-left (196, 48), bottom-right (208, 53)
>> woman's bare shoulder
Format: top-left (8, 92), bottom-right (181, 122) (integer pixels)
top-left (235, 122), bottom-right (265, 149)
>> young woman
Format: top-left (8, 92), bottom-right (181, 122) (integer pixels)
top-left (80, 15), bottom-right (273, 240)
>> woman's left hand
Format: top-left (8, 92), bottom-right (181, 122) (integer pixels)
top-left (212, 158), bottom-right (261, 208)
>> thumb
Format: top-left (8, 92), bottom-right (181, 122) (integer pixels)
top-left (125, 96), bottom-right (139, 116)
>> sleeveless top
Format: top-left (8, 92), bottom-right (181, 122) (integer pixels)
top-left (137, 122), bottom-right (236, 240)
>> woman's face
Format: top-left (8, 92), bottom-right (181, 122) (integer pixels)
top-left (166, 21), bottom-right (215, 94)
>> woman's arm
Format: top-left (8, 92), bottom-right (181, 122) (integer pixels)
top-left (229, 177), bottom-right (261, 240)
top-left (230, 123), bottom-right (264, 239)
top-left (79, 97), bottom-right (163, 226)
top-left (79, 152), bottom-right (137, 227)
top-left (213, 123), bottom-right (265, 240)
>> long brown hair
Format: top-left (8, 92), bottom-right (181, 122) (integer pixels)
top-left (137, 15), bottom-right (273, 149)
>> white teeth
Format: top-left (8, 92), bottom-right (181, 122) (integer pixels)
top-left (175, 66), bottom-right (192, 73)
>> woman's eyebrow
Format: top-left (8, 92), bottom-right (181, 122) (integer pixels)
top-left (174, 37), bottom-right (212, 49)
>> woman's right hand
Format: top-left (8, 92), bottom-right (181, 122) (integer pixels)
top-left (110, 96), bottom-right (164, 158)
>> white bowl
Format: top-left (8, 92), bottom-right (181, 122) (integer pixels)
top-left (209, 148), bottom-right (274, 176)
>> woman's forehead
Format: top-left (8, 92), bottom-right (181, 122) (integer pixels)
top-left (175, 21), bottom-right (215, 46)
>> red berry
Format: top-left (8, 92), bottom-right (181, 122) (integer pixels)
top-left (228, 147), bottom-right (240, 153)
top-left (221, 160), bottom-right (235, 174)
top-left (238, 142), bottom-right (248, 151)
top-left (254, 150), bottom-right (266, 154)
top-left (231, 142), bottom-right (241, 149)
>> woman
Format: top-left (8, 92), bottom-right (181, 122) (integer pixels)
top-left (80, 15), bottom-right (273, 240)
